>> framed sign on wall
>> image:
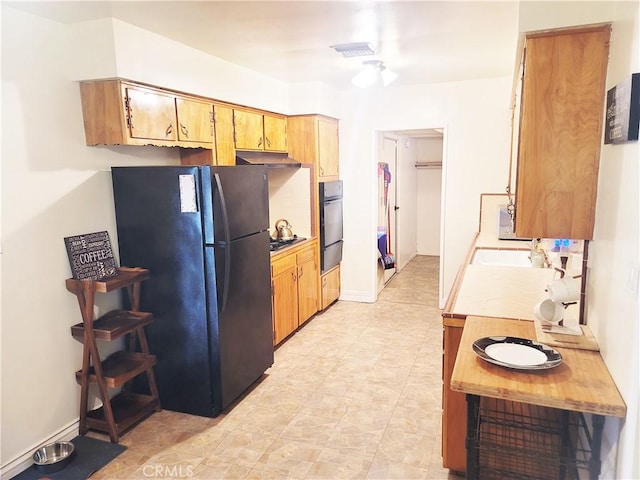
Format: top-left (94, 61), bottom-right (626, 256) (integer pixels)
top-left (604, 73), bottom-right (639, 144)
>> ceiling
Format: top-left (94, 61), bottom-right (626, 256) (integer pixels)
top-left (6, 1), bottom-right (520, 89)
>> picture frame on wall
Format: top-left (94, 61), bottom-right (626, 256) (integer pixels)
top-left (604, 73), bottom-right (640, 144)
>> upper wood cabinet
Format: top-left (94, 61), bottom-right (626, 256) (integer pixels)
top-left (317, 118), bottom-right (339, 180)
top-left (264, 114), bottom-right (288, 151)
top-left (514, 25), bottom-right (610, 240)
top-left (124, 85), bottom-right (177, 142)
top-left (233, 109), bottom-right (287, 152)
top-left (175, 97), bottom-right (214, 144)
top-left (79, 79), bottom-right (214, 148)
top-left (287, 115), bottom-right (339, 181)
top-left (213, 104), bottom-right (236, 166)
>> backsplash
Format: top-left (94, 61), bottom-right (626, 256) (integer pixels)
top-left (267, 167), bottom-right (312, 239)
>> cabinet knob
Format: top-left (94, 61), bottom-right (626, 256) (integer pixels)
top-left (180, 123), bottom-right (189, 138)
top-left (166, 124), bottom-right (173, 137)
top-left (258, 137), bottom-right (263, 148)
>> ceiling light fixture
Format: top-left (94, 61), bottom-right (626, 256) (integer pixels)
top-left (330, 42), bottom-right (375, 58)
top-left (352, 60), bottom-right (398, 88)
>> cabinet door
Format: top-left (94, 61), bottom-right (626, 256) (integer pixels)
top-left (214, 104), bottom-right (236, 166)
top-left (442, 324), bottom-right (466, 473)
top-left (321, 265), bottom-right (340, 310)
top-left (297, 247), bottom-right (319, 325)
top-left (125, 86), bottom-right (177, 141)
top-left (264, 114), bottom-right (287, 152)
top-left (515, 26), bottom-right (610, 240)
top-left (318, 118), bottom-right (339, 180)
top-left (272, 266), bottom-right (299, 345)
top-left (234, 109), bottom-right (264, 150)
top-left (176, 97), bottom-right (214, 144)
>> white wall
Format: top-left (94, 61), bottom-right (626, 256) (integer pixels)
top-left (586, 2), bottom-right (640, 478)
top-left (337, 79), bottom-right (514, 304)
top-left (0, 6), bottom-right (322, 474)
top-left (0, 7), bottom-right (177, 470)
top-left (396, 137), bottom-right (419, 270)
top-left (416, 137), bottom-right (443, 256)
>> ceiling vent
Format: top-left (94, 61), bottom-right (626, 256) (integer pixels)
top-left (330, 42), bottom-right (375, 58)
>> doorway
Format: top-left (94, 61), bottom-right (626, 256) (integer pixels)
top-left (376, 129), bottom-right (445, 298)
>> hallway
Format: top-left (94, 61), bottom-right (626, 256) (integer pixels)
top-left (89, 255), bottom-right (455, 479)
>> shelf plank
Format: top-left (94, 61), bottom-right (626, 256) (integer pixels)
top-left (76, 351), bottom-right (156, 388)
top-left (71, 310), bottom-right (153, 342)
top-left (65, 267), bottom-right (150, 294)
top-left (85, 392), bottom-right (160, 435)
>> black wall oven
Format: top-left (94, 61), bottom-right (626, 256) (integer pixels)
top-left (319, 180), bottom-right (343, 274)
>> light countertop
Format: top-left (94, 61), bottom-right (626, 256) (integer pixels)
top-left (449, 264), bottom-right (556, 320)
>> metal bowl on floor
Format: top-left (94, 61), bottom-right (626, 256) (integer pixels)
top-left (32, 441), bottom-right (75, 473)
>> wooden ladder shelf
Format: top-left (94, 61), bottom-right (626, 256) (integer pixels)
top-left (66, 267), bottom-right (161, 443)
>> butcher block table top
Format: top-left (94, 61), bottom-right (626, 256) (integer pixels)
top-left (450, 316), bottom-right (626, 418)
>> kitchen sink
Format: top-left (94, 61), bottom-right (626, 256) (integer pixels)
top-left (471, 248), bottom-right (532, 267)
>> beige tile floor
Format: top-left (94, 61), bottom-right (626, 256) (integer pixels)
top-left (89, 255), bottom-right (459, 479)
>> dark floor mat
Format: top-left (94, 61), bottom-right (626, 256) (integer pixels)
top-left (11, 436), bottom-right (126, 480)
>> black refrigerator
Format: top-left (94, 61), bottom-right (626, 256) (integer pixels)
top-left (111, 165), bottom-right (274, 418)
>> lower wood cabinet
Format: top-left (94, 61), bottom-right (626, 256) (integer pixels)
top-left (271, 254), bottom-right (298, 346)
top-left (321, 265), bottom-right (340, 310)
top-left (442, 319), bottom-right (467, 474)
top-left (271, 241), bottom-right (319, 345)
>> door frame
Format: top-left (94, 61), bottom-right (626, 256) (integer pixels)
top-left (375, 127), bottom-right (448, 308)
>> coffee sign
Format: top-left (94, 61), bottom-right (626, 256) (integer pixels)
top-left (64, 231), bottom-right (118, 280)
top-left (604, 73), bottom-right (639, 144)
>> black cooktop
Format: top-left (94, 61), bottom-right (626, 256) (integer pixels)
top-left (269, 236), bottom-right (306, 252)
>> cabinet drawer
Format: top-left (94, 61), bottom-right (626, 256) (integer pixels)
top-left (296, 245), bottom-right (316, 264)
top-left (271, 253), bottom-right (296, 277)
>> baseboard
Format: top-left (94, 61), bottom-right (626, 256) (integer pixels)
top-left (339, 290), bottom-right (376, 303)
top-left (1, 420), bottom-right (78, 479)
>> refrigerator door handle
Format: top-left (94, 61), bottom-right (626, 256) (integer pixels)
top-left (214, 173), bottom-right (231, 312)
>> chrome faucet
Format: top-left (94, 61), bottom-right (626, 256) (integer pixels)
top-left (530, 238), bottom-right (540, 257)
top-left (530, 238), bottom-right (546, 268)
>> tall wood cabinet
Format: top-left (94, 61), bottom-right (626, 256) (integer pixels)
top-left (288, 114), bottom-right (341, 310)
top-left (514, 25), bottom-right (610, 240)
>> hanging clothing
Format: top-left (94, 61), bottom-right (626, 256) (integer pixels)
top-left (377, 162), bottom-right (395, 269)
